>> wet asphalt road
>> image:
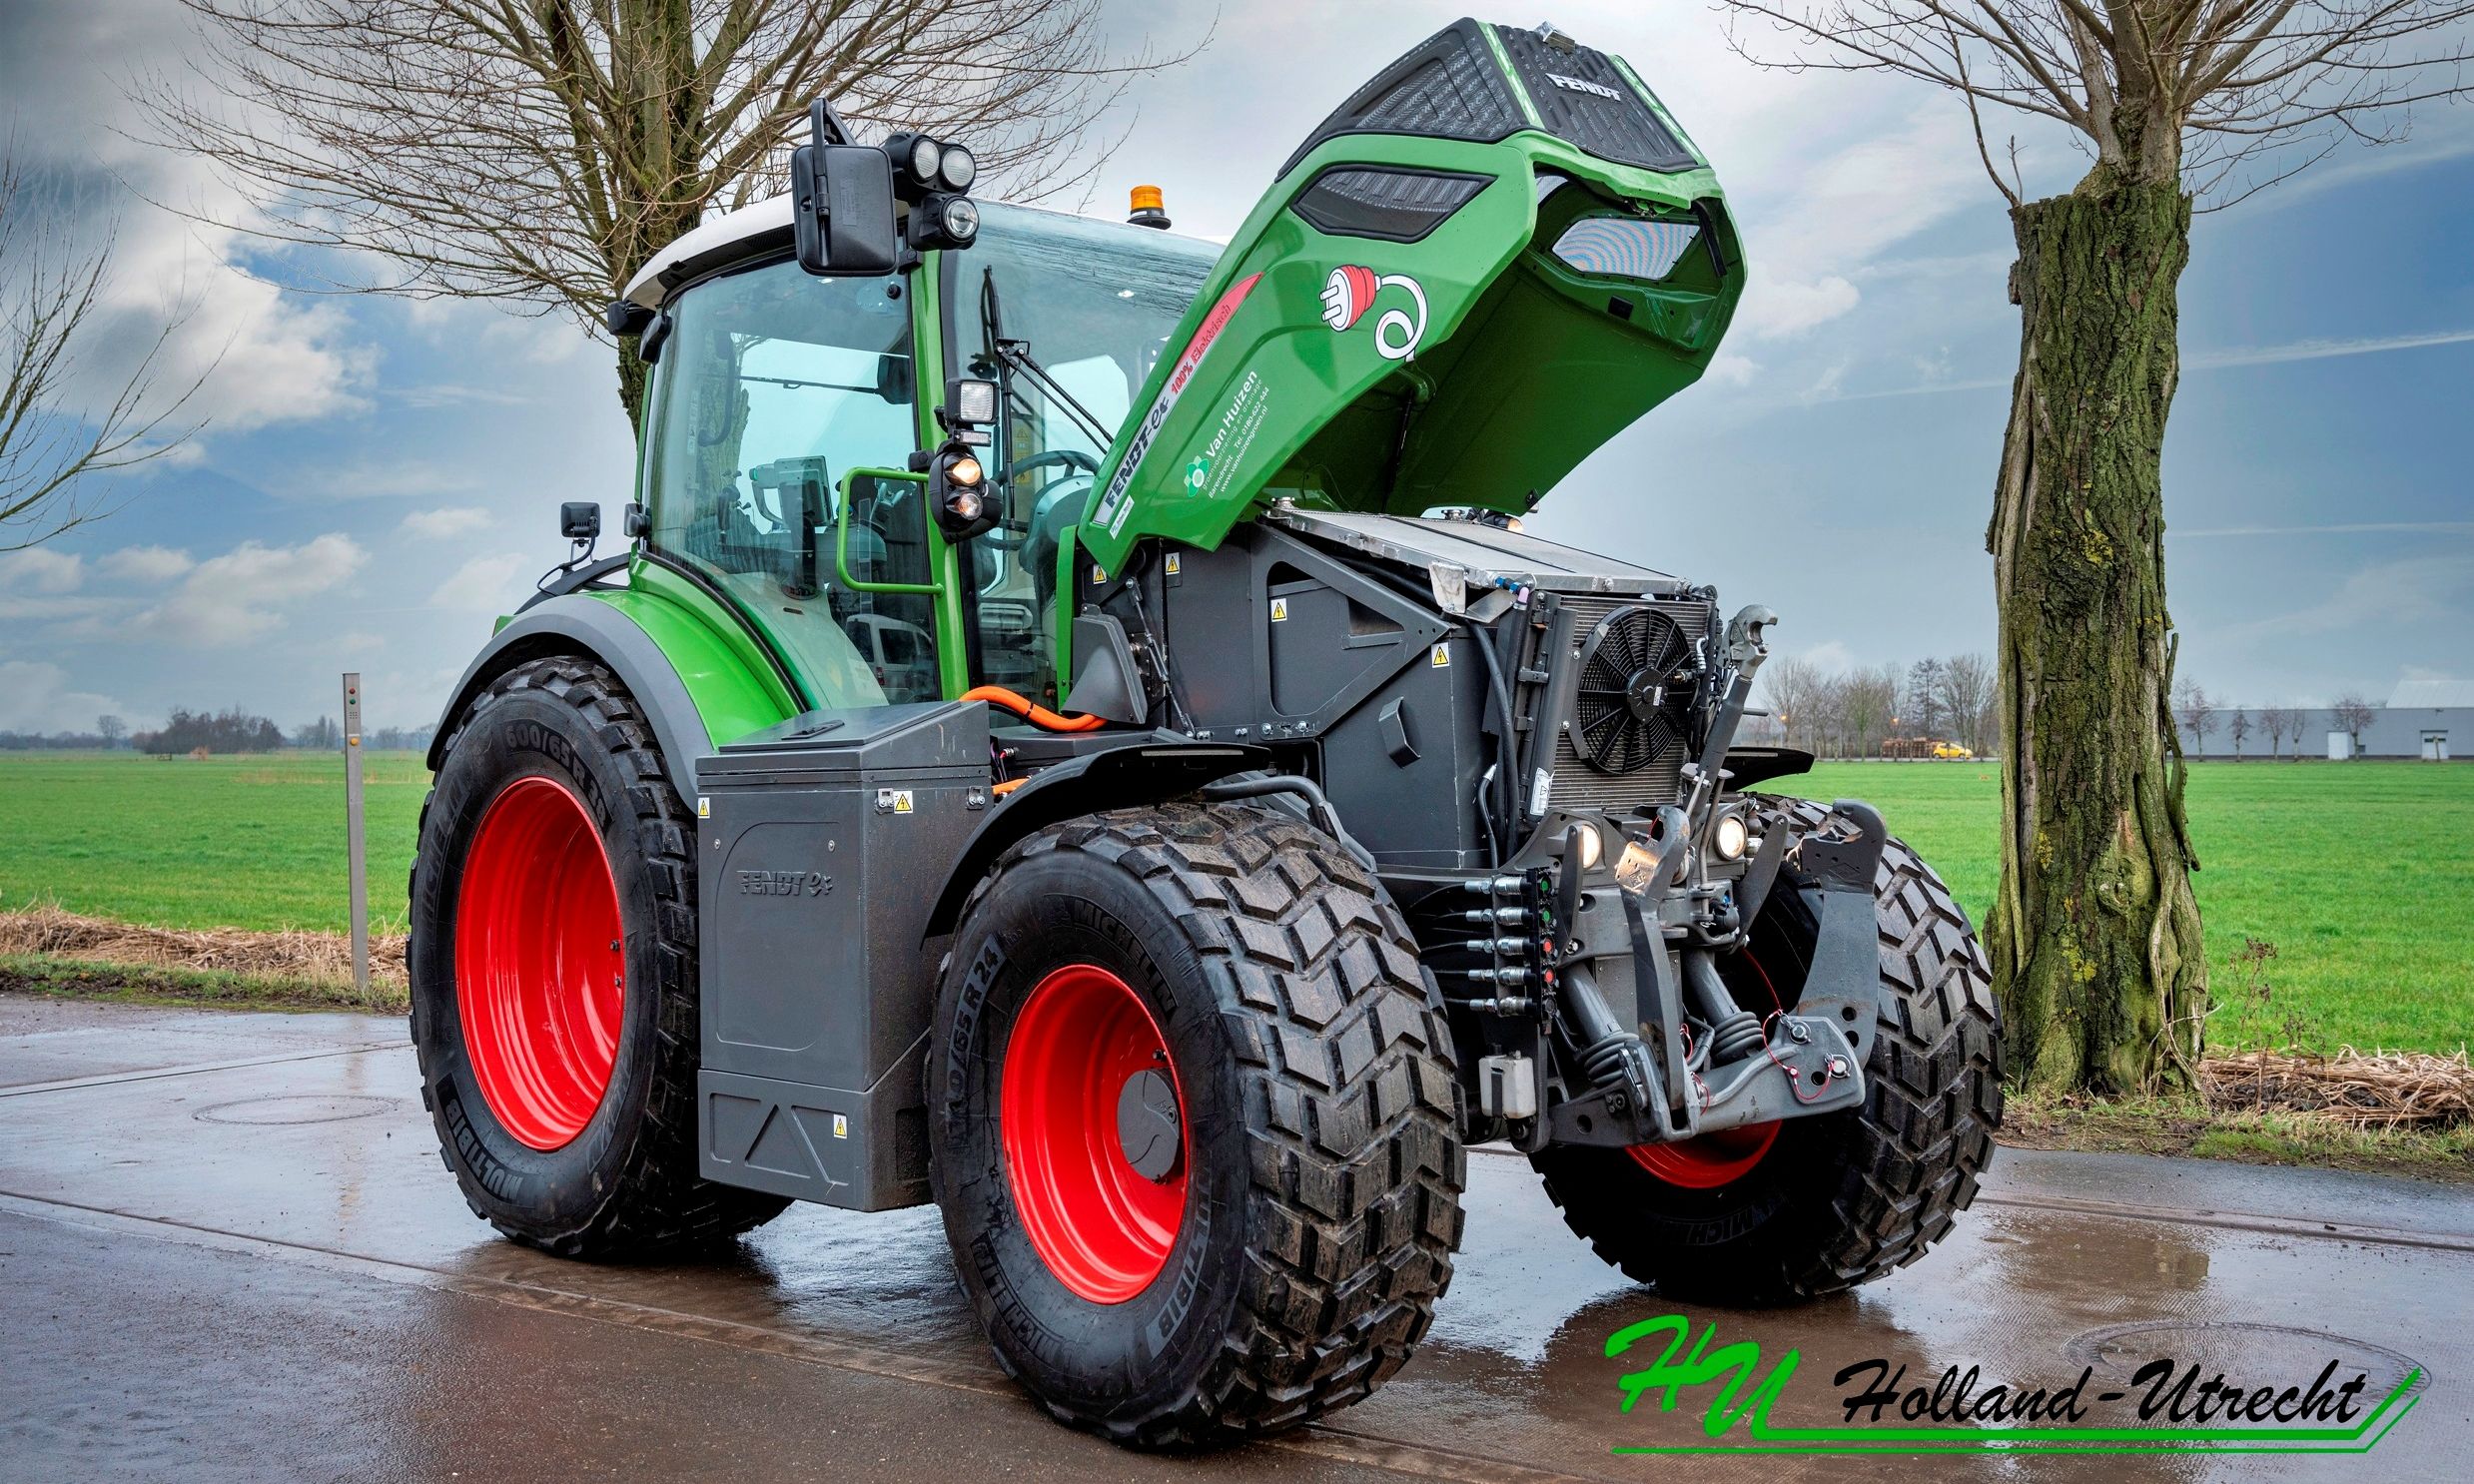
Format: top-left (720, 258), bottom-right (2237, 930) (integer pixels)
top-left (0, 994), bottom-right (2466, 1482)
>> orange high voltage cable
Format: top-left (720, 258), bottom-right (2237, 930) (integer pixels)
top-left (960, 685), bottom-right (1107, 733)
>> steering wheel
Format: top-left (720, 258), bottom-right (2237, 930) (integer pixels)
top-left (1006, 447), bottom-right (1101, 482)
top-left (979, 449), bottom-right (1102, 553)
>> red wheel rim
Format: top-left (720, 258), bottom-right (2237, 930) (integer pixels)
top-left (1627, 948), bottom-right (1785, 1189)
top-left (1626, 1120), bottom-right (1780, 1187)
top-left (1000, 964), bottom-right (1188, 1304)
top-left (454, 776), bottom-right (625, 1151)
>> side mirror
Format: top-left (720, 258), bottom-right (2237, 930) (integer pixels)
top-left (793, 142), bottom-right (898, 277)
top-left (560, 501), bottom-right (601, 540)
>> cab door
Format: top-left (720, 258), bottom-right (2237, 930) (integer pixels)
top-left (640, 255), bottom-right (947, 709)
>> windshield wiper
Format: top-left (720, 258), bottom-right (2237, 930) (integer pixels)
top-left (979, 267), bottom-right (1114, 448)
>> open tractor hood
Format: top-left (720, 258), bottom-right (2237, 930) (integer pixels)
top-left (1080, 17), bottom-right (1742, 574)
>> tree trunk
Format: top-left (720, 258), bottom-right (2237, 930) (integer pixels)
top-left (617, 341), bottom-right (650, 429)
top-left (1985, 181), bottom-right (2206, 1095)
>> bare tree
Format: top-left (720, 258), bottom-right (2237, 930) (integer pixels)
top-left (1720, 0), bottom-right (2474, 1094)
top-left (2227, 706), bottom-right (2249, 760)
top-left (2173, 678), bottom-right (2215, 756)
top-left (145, 0), bottom-right (1203, 422)
top-left (96, 714), bottom-right (127, 749)
top-left (1759, 652), bottom-right (1827, 752)
top-left (2330, 691), bottom-right (2376, 756)
top-left (1938, 651), bottom-right (1996, 753)
top-left (1843, 663), bottom-right (1900, 757)
top-left (2, 154), bottom-right (208, 550)
top-left (2259, 702), bottom-right (2291, 760)
top-left (1905, 656), bottom-right (1945, 739)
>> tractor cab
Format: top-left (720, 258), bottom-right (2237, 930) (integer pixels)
top-left (623, 191), bottom-right (1217, 712)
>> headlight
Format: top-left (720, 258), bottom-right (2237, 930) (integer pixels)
top-left (1712, 813), bottom-right (1749, 862)
top-left (947, 454), bottom-right (983, 486)
top-left (905, 135), bottom-right (942, 185)
top-left (940, 196), bottom-right (980, 243)
top-left (1570, 824), bottom-right (1604, 871)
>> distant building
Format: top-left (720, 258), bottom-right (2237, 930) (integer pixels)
top-left (2179, 679), bottom-right (2471, 760)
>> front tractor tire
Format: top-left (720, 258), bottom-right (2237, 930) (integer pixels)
top-left (408, 656), bottom-right (787, 1256)
top-left (1532, 796), bottom-right (2003, 1304)
top-left (930, 803), bottom-right (1464, 1448)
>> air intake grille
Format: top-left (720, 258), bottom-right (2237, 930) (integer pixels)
top-left (1543, 594), bottom-right (1712, 815)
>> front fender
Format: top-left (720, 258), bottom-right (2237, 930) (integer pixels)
top-left (922, 740), bottom-right (1270, 939)
top-left (427, 593), bottom-right (787, 803)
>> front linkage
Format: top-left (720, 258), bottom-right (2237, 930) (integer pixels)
top-left (1430, 604), bottom-right (1877, 1159)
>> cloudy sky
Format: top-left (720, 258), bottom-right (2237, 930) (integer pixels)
top-left (3, 0), bottom-right (2469, 735)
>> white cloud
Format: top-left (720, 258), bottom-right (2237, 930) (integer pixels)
top-left (400, 506), bottom-right (492, 539)
top-left (1738, 275), bottom-right (1861, 341)
top-left (97, 544), bottom-right (196, 581)
top-left (0, 548), bottom-right (85, 593)
top-left (272, 459), bottom-right (478, 502)
top-left (2189, 329), bottom-right (2474, 371)
top-left (1705, 352), bottom-right (1760, 387)
top-left (111, 534), bottom-right (368, 647)
top-left (0, 659), bottom-right (123, 734)
top-left (429, 552), bottom-right (529, 613)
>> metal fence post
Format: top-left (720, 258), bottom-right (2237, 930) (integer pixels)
top-left (343, 673), bottom-right (369, 999)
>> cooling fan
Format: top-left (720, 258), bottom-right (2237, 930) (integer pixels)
top-left (1571, 605), bottom-right (1698, 774)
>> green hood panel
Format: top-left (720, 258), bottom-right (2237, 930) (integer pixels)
top-left (1080, 18), bottom-right (1741, 575)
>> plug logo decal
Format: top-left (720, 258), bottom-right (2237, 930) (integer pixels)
top-left (1321, 265), bottom-right (1428, 361)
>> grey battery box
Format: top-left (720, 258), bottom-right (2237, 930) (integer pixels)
top-left (692, 701), bottom-right (989, 1211)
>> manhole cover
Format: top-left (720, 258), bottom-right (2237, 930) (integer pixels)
top-left (2066, 1321), bottom-right (2428, 1400)
top-left (195, 1095), bottom-right (401, 1125)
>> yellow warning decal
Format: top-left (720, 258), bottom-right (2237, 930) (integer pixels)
top-left (1270, 596), bottom-right (1289, 622)
top-left (1430, 642), bottom-right (1451, 667)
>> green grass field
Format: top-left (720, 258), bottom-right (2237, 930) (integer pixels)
top-left (0, 751), bottom-right (430, 936)
top-left (0, 751), bottom-right (2466, 1052)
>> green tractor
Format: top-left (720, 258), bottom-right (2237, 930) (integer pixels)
top-left (410, 18), bottom-right (2002, 1448)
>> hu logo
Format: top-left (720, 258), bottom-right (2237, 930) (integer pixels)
top-left (1319, 265), bottom-right (1428, 361)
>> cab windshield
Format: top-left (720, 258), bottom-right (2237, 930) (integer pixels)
top-left (946, 203), bottom-right (1219, 694)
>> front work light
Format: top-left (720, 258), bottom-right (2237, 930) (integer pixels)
top-left (946, 376), bottom-right (998, 427)
top-left (910, 193), bottom-right (979, 250)
top-left (937, 143), bottom-right (976, 193)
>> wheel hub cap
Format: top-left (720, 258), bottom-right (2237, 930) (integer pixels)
top-left (453, 776), bottom-right (624, 1151)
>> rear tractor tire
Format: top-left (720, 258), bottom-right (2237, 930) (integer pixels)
top-left (1532, 795), bottom-right (2003, 1303)
top-left (930, 802), bottom-right (1464, 1447)
top-left (408, 656), bottom-right (788, 1256)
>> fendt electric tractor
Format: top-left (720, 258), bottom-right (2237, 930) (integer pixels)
top-left (410, 18), bottom-right (2003, 1447)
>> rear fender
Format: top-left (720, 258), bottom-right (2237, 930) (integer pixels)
top-left (922, 740), bottom-right (1271, 939)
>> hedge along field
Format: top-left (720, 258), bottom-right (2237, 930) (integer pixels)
top-left (1759, 761), bottom-right (2472, 1055)
top-left (0, 752), bottom-right (2466, 1052)
top-left (0, 751), bottom-right (429, 936)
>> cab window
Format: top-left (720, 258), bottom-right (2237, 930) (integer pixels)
top-left (644, 258), bottom-right (937, 705)
top-left (948, 204), bottom-right (1217, 697)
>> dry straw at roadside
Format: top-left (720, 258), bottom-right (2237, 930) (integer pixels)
top-left (0, 903), bottom-right (407, 990)
top-left (2199, 1048), bottom-right (2474, 1129)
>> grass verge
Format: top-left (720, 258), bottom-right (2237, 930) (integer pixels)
top-left (2002, 1091), bottom-right (2474, 1186)
top-left (1, 954), bottom-right (409, 1016)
